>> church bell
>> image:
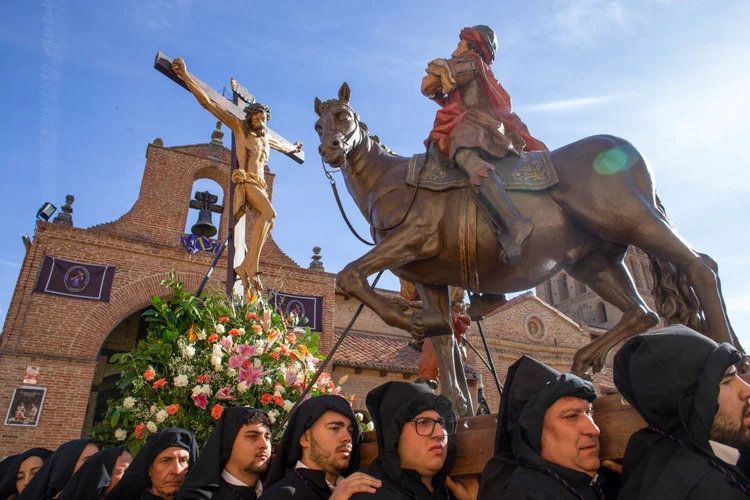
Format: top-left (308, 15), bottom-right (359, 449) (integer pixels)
top-left (190, 190), bottom-right (221, 238)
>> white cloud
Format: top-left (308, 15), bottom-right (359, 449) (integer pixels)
top-left (0, 260), bottom-right (21, 268)
top-left (552, 0), bottom-right (627, 47)
top-left (521, 93), bottom-right (631, 113)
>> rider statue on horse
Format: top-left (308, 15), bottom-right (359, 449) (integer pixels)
top-left (421, 25), bottom-right (547, 266)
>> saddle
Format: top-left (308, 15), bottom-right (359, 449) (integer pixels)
top-left (406, 142), bottom-right (558, 192)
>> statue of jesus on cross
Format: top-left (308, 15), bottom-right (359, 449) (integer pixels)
top-left (171, 57), bottom-right (303, 291)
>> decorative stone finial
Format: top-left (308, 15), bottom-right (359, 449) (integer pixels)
top-left (53, 195), bottom-right (74, 227)
top-left (309, 246), bottom-right (324, 271)
top-left (211, 121), bottom-right (224, 147)
top-left (153, 138), bottom-right (164, 147)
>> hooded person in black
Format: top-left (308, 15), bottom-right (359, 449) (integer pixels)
top-left (177, 407), bottom-right (272, 500)
top-left (350, 381), bottom-right (457, 500)
top-left (262, 394), bottom-right (375, 499)
top-left (107, 428), bottom-right (198, 500)
top-left (0, 448), bottom-right (52, 499)
top-left (478, 355), bottom-right (607, 500)
top-left (17, 439), bottom-right (100, 500)
top-left (57, 446), bottom-right (132, 500)
top-left (614, 325), bottom-right (750, 499)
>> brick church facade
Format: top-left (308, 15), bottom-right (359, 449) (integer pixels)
top-left (0, 127), bottom-right (653, 456)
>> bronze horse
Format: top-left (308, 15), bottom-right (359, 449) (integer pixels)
top-left (315, 83), bottom-right (742, 416)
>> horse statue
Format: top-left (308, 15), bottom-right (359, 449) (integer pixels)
top-left (315, 82), bottom-right (743, 416)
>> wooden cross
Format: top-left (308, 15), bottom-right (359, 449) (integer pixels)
top-left (154, 51), bottom-right (304, 164)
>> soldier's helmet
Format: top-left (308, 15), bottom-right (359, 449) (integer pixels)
top-left (470, 25), bottom-right (498, 61)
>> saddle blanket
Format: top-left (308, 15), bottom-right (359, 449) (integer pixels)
top-left (406, 149), bottom-right (558, 192)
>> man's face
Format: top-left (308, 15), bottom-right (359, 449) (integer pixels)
top-left (452, 39), bottom-right (471, 58)
top-left (540, 396), bottom-right (600, 477)
top-left (148, 447), bottom-right (191, 499)
top-left (397, 409), bottom-right (449, 479)
top-left (104, 451), bottom-right (132, 494)
top-left (74, 443), bottom-right (101, 473)
top-left (711, 366), bottom-right (750, 449)
top-left (227, 423), bottom-right (272, 476)
top-left (248, 111), bottom-right (267, 132)
top-left (300, 410), bottom-right (355, 476)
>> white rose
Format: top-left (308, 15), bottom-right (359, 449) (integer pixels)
top-left (114, 429), bottom-right (127, 441)
top-left (210, 355), bottom-right (222, 367)
top-left (212, 344), bottom-right (223, 356)
top-left (146, 421), bottom-right (157, 433)
top-left (214, 364), bottom-right (223, 373)
top-left (356, 413), bottom-right (364, 422)
top-left (215, 324), bottom-right (225, 334)
top-left (174, 375), bottom-right (189, 387)
top-left (274, 346), bottom-right (281, 353)
top-left (156, 410), bottom-right (169, 423)
top-left (274, 390), bottom-right (281, 398)
top-left (196, 330), bottom-right (207, 340)
top-left (269, 409), bottom-right (279, 418)
top-left (123, 397), bottom-right (136, 409)
top-left (268, 412), bottom-right (276, 424)
top-left (238, 328), bottom-right (246, 335)
top-left (191, 385), bottom-right (203, 398)
top-left (366, 422), bottom-right (375, 432)
top-left (253, 358), bottom-right (262, 369)
top-left (274, 384), bottom-right (285, 394)
top-left (150, 405), bottom-right (157, 415)
top-left (227, 368), bottom-right (237, 377)
top-left (283, 399), bottom-right (294, 412)
top-left (237, 381), bottom-right (249, 394)
top-left (255, 340), bottom-right (264, 348)
top-left (183, 345), bottom-right (196, 359)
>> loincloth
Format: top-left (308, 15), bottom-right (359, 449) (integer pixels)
top-left (232, 169), bottom-right (268, 219)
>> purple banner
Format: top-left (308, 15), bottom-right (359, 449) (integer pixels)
top-left (34, 256), bottom-right (115, 302)
top-left (180, 234), bottom-right (223, 255)
top-left (269, 292), bottom-right (324, 332)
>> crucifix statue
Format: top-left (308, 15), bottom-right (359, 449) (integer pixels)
top-left (155, 53), bottom-right (304, 291)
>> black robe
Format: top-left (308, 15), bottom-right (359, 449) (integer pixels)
top-left (478, 356), bottom-right (609, 500)
top-left (0, 448), bottom-right (52, 500)
top-left (262, 394), bottom-right (363, 499)
top-left (614, 325), bottom-right (750, 499)
top-left (106, 427), bottom-right (198, 500)
top-left (177, 407), bottom-right (268, 500)
top-left (17, 439), bottom-right (98, 500)
top-left (58, 446), bottom-right (127, 500)
top-left (348, 381), bottom-right (457, 500)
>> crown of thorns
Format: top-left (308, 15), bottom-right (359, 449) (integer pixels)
top-left (244, 103), bottom-right (271, 120)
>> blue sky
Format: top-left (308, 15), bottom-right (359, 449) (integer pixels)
top-left (1, 1), bottom-right (749, 346)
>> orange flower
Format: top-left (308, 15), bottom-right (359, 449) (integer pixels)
top-left (280, 345), bottom-right (290, 356)
top-left (246, 312), bottom-right (259, 321)
top-left (218, 316), bottom-right (230, 324)
top-left (152, 378), bottom-right (167, 389)
top-left (318, 373), bottom-right (331, 386)
top-left (291, 352), bottom-right (298, 361)
top-left (261, 393), bottom-right (273, 405)
top-left (143, 369), bottom-right (156, 381)
top-left (207, 334), bottom-right (219, 343)
top-left (273, 395), bottom-right (285, 407)
top-left (197, 374), bottom-right (211, 384)
top-left (268, 329), bottom-right (280, 342)
top-left (210, 404), bottom-right (224, 420)
top-left (297, 345), bottom-right (310, 358)
top-left (166, 404), bottom-right (180, 415)
top-left (134, 423), bottom-right (146, 439)
top-left (229, 328), bottom-right (241, 337)
top-left (270, 352), bottom-right (280, 360)
top-left (286, 333), bottom-right (296, 344)
top-left (252, 324), bottom-right (262, 333)
top-left (188, 324), bottom-right (196, 342)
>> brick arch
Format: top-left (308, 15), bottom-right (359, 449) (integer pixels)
top-left (192, 164), bottom-right (231, 239)
top-left (67, 271), bottom-right (204, 359)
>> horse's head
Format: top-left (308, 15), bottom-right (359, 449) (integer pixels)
top-left (314, 82), bottom-right (367, 168)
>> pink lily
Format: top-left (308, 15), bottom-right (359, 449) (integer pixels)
top-left (238, 343), bottom-right (257, 358)
top-left (219, 335), bottom-right (233, 352)
top-left (228, 354), bottom-right (247, 370)
top-left (216, 387), bottom-right (236, 401)
top-left (192, 392), bottom-right (208, 410)
top-left (240, 365), bottom-right (264, 386)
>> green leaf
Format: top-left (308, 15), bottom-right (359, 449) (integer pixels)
top-left (111, 408), bottom-right (121, 427)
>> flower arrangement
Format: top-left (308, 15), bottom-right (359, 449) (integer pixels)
top-left (89, 273), bottom-right (347, 451)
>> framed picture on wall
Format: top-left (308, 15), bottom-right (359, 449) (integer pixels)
top-left (4, 386), bottom-right (47, 427)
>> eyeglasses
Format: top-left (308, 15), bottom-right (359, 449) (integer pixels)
top-left (408, 417), bottom-right (457, 436)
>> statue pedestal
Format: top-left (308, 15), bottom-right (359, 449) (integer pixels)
top-left (359, 392), bottom-right (646, 476)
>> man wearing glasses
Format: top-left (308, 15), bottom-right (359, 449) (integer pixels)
top-left (350, 381), bottom-right (470, 500)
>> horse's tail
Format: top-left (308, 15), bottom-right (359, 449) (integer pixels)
top-left (647, 194), bottom-right (706, 333)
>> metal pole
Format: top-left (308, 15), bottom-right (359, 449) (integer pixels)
top-left (195, 230), bottom-right (232, 297)
top-left (476, 319), bottom-right (503, 395)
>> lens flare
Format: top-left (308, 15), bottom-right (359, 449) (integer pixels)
top-left (593, 144), bottom-right (639, 175)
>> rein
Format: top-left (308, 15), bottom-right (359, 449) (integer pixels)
top-left (320, 127), bottom-right (425, 246)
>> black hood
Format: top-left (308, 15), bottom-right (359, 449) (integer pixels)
top-left (58, 446), bottom-right (127, 500)
top-left (614, 325), bottom-right (742, 452)
top-left (177, 407), bottom-right (267, 499)
top-left (266, 395), bottom-right (362, 488)
top-left (17, 439), bottom-right (98, 500)
top-left (0, 448), bottom-right (52, 499)
top-left (106, 428), bottom-right (198, 500)
top-left (365, 381), bottom-right (456, 489)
